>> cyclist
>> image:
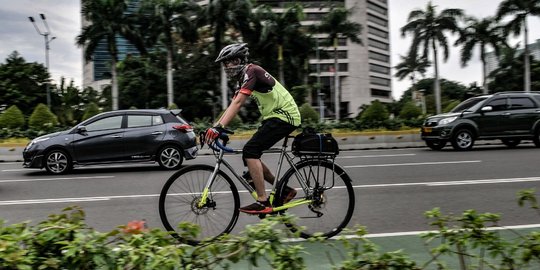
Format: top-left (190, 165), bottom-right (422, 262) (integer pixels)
top-left (205, 43), bottom-right (301, 214)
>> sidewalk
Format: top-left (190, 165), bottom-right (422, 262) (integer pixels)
top-left (0, 131), bottom-right (426, 163)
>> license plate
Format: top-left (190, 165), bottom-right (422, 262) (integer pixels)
top-left (422, 127), bottom-right (432, 133)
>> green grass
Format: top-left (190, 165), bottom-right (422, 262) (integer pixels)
top-left (0, 137), bottom-right (29, 146)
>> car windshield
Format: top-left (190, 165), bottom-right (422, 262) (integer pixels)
top-left (450, 97), bottom-right (488, 113)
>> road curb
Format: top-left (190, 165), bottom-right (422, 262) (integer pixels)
top-left (1, 133), bottom-right (424, 162)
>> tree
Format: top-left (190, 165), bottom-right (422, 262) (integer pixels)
top-left (0, 51), bottom-right (49, 115)
top-left (51, 78), bottom-right (86, 126)
top-left (256, 4), bottom-right (305, 85)
top-left (405, 78), bottom-right (469, 115)
top-left (401, 1), bottom-right (463, 115)
top-left (312, 8), bottom-right (362, 120)
top-left (82, 102), bottom-right (101, 121)
top-left (394, 53), bottom-right (431, 103)
top-left (298, 103), bottom-right (319, 123)
top-left (76, 0), bottom-right (146, 110)
top-left (117, 53), bottom-right (167, 109)
top-left (139, 0), bottom-right (200, 107)
top-left (488, 48), bottom-right (540, 92)
top-left (496, 0), bottom-right (540, 93)
top-left (204, 0), bottom-right (253, 110)
top-left (455, 16), bottom-right (507, 94)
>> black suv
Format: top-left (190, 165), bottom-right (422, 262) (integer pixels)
top-left (421, 92), bottom-right (540, 150)
top-left (23, 109), bottom-right (198, 174)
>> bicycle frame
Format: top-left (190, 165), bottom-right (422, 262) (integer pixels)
top-left (198, 137), bottom-right (314, 211)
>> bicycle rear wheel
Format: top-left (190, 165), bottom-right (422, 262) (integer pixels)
top-left (159, 164), bottom-right (240, 244)
top-left (276, 159), bottom-right (354, 239)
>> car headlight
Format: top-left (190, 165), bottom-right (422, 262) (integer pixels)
top-left (438, 117), bottom-right (457, 125)
top-left (27, 137), bottom-right (51, 148)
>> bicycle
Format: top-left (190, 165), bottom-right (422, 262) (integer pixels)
top-left (158, 129), bottom-right (355, 244)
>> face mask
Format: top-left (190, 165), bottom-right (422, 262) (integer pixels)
top-left (223, 59), bottom-right (246, 80)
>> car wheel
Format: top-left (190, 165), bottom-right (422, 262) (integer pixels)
top-left (44, 149), bottom-right (72, 174)
top-left (451, 129), bottom-right (474, 151)
top-left (426, 140), bottom-right (446, 150)
top-left (501, 139), bottom-right (521, 148)
top-left (158, 145), bottom-right (183, 170)
top-left (534, 128), bottom-right (540, 147)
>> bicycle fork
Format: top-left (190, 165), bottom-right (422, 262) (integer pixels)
top-left (197, 156), bottom-right (223, 208)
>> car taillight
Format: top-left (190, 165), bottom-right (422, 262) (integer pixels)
top-left (173, 124), bottom-right (193, 133)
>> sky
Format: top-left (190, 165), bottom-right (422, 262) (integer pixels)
top-left (1, 0), bottom-right (539, 100)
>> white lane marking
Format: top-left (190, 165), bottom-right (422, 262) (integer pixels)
top-left (0, 162), bottom-right (21, 166)
top-left (2, 176), bottom-right (540, 206)
top-left (0, 176), bottom-right (115, 184)
top-left (285, 224), bottom-right (540, 242)
top-left (2, 169), bottom-right (38, 172)
top-left (345, 160), bottom-right (481, 168)
top-left (0, 194), bottom-right (158, 206)
top-left (350, 176), bottom-right (540, 188)
top-left (337, 153), bottom-right (416, 159)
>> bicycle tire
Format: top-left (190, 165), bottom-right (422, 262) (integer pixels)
top-left (159, 164), bottom-right (240, 244)
top-left (276, 159), bottom-right (354, 239)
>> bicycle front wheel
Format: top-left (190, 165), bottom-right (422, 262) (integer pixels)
top-left (159, 164), bottom-right (240, 244)
top-left (277, 159), bottom-right (355, 239)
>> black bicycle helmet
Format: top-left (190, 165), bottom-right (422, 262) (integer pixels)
top-left (215, 43), bottom-right (249, 79)
top-left (215, 43), bottom-right (249, 63)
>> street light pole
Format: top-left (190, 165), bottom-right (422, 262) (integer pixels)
top-left (29, 13), bottom-right (55, 109)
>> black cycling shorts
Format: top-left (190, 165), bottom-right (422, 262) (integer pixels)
top-left (242, 118), bottom-right (297, 160)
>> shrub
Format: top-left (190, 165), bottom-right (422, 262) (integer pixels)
top-left (28, 103), bottom-right (59, 131)
top-left (167, 103), bottom-right (179, 110)
top-left (82, 102), bottom-right (101, 121)
top-left (290, 85), bottom-right (309, 106)
top-left (444, 100), bottom-right (461, 113)
top-left (217, 110), bottom-right (243, 129)
top-left (0, 105), bottom-right (25, 129)
top-left (399, 101), bottom-right (423, 119)
top-left (359, 100), bottom-right (389, 122)
top-left (299, 103), bottom-right (319, 123)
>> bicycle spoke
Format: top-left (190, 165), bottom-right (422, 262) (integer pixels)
top-left (159, 165), bottom-right (240, 244)
top-left (278, 160), bottom-right (354, 239)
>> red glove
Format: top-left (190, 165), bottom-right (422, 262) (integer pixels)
top-left (204, 126), bottom-right (223, 144)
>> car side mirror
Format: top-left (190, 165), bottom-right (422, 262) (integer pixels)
top-left (77, 126), bottom-right (87, 134)
top-left (481, 106), bottom-right (493, 112)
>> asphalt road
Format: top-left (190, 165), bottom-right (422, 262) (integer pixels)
top-left (1, 143), bottom-right (540, 237)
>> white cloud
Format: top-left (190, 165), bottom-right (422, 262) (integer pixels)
top-left (0, 0), bottom-right (81, 87)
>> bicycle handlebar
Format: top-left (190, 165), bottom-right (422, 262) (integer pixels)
top-left (210, 134), bottom-right (235, 153)
top-left (203, 128), bottom-right (235, 153)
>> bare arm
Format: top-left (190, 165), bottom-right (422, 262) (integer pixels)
top-left (215, 93), bottom-right (249, 127)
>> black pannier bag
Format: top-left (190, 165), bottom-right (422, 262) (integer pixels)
top-left (291, 130), bottom-right (339, 157)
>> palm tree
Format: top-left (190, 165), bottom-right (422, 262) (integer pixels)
top-left (256, 4), bottom-right (305, 86)
top-left (455, 17), bottom-right (508, 94)
top-left (394, 54), bottom-right (431, 87)
top-left (394, 54), bottom-right (430, 114)
top-left (76, 0), bottom-right (145, 111)
top-left (312, 8), bottom-right (362, 120)
top-left (401, 1), bottom-right (463, 114)
top-left (496, 0), bottom-right (540, 93)
top-left (204, 0), bottom-right (253, 110)
top-left (140, 0), bottom-right (200, 107)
